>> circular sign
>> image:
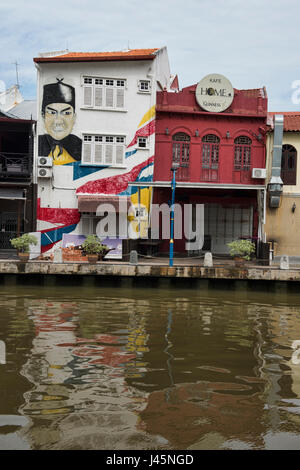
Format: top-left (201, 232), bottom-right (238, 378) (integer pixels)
top-left (195, 74), bottom-right (234, 112)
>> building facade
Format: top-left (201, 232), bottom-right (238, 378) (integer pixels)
top-left (144, 75), bottom-right (268, 255)
top-left (264, 113), bottom-right (300, 258)
top-left (33, 48), bottom-right (174, 256)
top-left (0, 108), bottom-right (36, 252)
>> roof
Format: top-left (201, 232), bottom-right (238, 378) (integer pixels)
top-left (268, 112), bottom-right (300, 131)
top-left (9, 100), bottom-right (37, 120)
top-left (34, 48), bottom-right (160, 63)
top-left (157, 84), bottom-right (267, 117)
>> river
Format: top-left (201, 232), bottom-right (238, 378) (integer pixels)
top-left (0, 279), bottom-right (300, 450)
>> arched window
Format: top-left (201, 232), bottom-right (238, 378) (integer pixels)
top-left (281, 144), bottom-right (297, 185)
top-left (202, 134), bottom-right (220, 169)
top-left (172, 132), bottom-right (190, 167)
top-left (234, 136), bottom-right (252, 171)
top-left (201, 134), bottom-right (220, 181)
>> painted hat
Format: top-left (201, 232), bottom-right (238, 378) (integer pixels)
top-left (42, 79), bottom-right (75, 113)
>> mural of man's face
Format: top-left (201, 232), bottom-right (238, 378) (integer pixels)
top-left (44, 103), bottom-right (75, 140)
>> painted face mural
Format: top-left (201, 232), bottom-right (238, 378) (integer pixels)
top-left (38, 79), bottom-right (82, 165)
top-left (44, 103), bottom-right (75, 141)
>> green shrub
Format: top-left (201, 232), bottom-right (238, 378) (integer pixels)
top-left (227, 239), bottom-right (255, 261)
top-left (81, 235), bottom-right (108, 255)
top-left (10, 233), bottom-right (38, 253)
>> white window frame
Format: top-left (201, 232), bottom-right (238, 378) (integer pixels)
top-left (138, 79), bottom-right (151, 93)
top-left (138, 78), bottom-right (151, 94)
top-left (82, 134), bottom-right (126, 167)
top-left (82, 76), bottom-right (126, 111)
top-left (137, 136), bottom-right (149, 149)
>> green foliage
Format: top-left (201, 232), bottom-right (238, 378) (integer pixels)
top-left (10, 233), bottom-right (38, 253)
top-left (227, 239), bottom-right (256, 261)
top-left (82, 235), bottom-right (108, 255)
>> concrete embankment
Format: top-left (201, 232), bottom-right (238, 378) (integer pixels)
top-left (0, 260), bottom-right (300, 282)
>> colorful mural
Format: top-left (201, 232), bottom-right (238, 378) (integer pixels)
top-left (37, 105), bottom-right (156, 252)
top-left (38, 79), bottom-right (82, 165)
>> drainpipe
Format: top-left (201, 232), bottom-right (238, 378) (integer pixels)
top-left (268, 114), bottom-right (284, 208)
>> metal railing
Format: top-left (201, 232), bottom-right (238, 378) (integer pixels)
top-left (0, 231), bottom-right (24, 250)
top-left (0, 152), bottom-right (32, 178)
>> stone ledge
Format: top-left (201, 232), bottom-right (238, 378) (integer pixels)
top-left (0, 260), bottom-right (300, 282)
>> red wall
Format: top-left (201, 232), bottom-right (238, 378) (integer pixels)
top-left (154, 85), bottom-right (267, 185)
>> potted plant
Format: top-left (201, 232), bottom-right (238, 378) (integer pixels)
top-left (10, 233), bottom-right (38, 262)
top-left (81, 235), bottom-right (108, 264)
top-left (227, 239), bottom-right (255, 267)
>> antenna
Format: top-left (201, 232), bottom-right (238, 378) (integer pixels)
top-left (13, 61), bottom-right (20, 88)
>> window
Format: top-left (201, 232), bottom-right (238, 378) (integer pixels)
top-left (281, 144), bottom-right (297, 185)
top-left (83, 77), bottom-right (125, 110)
top-left (234, 136), bottom-right (252, 171)
top-left (138, 80), bottom-right (151, 93)
top-left (137, 137), bottom-right (148, 148)
top-left (202, 134), bottom-right (220, 169)
top-left (201, 134), bottom-right (220, 181)
top-left (82, 135), bottom-right (125, 166)
top-left (172, 132), bottom-right (190, 166)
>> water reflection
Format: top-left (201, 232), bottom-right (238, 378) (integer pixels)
top-left (0, 285), bottom-right (300, 449)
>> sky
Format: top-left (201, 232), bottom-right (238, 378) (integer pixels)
top-left (1, 0), bottom-right (300, 111)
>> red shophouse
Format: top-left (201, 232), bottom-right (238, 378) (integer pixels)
top-left (150, 74), bottom-right (268, 255)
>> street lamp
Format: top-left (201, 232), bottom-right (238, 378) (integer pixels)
top-left (169, 161), bottom-right (180, 267)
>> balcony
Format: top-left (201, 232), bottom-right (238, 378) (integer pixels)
top-left (0, 153), bottom-right (32, 179)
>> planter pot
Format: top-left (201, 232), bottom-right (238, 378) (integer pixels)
top-left (18, 252), bottom-right (30, 262)
top-left (234, 257), bottom-right (246, 267)
top-left (87, 254), bottom-right (99, 264)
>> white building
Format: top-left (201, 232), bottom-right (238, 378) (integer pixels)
top-left (33, 47), bottom-right (175, 256)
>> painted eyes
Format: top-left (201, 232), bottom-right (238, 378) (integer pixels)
top-left (45, 109), bottom-right (73, 116)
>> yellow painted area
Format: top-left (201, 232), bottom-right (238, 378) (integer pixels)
top-left (265, 195), bottom-right (300, 255)
top-left (49, 146), bottom-right (77, 165)
top-left (138, 105), bottom-right (155, 128)
top-left (129, 187), bottom-right (152, 238)
top-left (265, 131), bottom-right (300, 255)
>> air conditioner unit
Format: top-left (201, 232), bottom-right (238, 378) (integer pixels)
top-left (38, 168), bottom-right (52, 178)
top-left (252, 168), bottom-right (266, 179)
top-left (38, 156), bottom-right (53, 167)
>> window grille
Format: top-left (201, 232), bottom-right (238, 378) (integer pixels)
top-left (234, 136), bottom-right (252, 171)
top-left (172, 133), bottom-right (190, 166)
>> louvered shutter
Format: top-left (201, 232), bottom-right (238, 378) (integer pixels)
top-left (83, 86), bottom-right (93, 107)
top-left (83, 143), bottom-right (92, 163)
top-left (116, 88), bottom-right (124, 108)
top-left (105, 145), bottom-right (113, 164)
top-left (105, 88), bottom-right (114, 107)
top-left (116, 145), bottom-right (124, 165)
top-left (94, 143), bottom-right (103, 164)
top-left (94, 87), bottom-right (103, 107)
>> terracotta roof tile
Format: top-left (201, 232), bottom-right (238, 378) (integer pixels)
top-left (34, 48), bottom-right (160, 63)
top-left (268, 112), bottom-right (300, 131)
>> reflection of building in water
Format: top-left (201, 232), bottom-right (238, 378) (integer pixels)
top-left (125, 306), bottom-right (150, 379)
top-left (256, 301), bottom-right (300, 434)
top-left (18, 298), bottom-right (165, 450)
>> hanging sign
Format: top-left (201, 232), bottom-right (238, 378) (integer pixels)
top-left (195, 74), bottom-right (234, 112)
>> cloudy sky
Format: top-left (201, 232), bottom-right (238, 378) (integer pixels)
top-left (1, 0), bottom-right (300, 110)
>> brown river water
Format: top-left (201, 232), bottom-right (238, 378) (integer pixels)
top-left (0, 278), bottom-right (300, 450)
